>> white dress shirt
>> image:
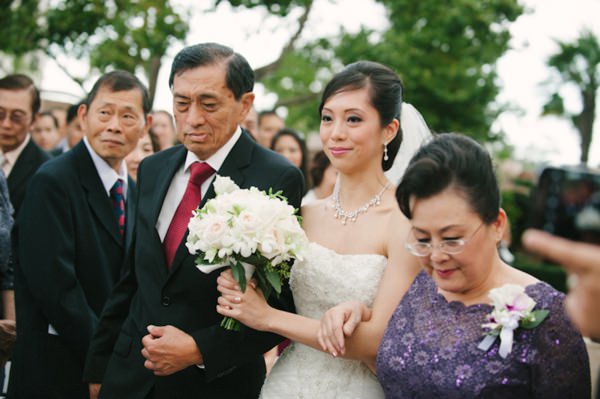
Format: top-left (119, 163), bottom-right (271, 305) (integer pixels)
top-left (156, 127), bottom-right (242, 242)
top-left (83, 137), bottom-right (129, 199)
top-left (1, 134), bottom-right (31, 177)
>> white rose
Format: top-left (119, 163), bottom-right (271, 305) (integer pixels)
top-left (213, 175), bottom-right (239, 195)
top-left (201, 215), bottom-right (230, 248)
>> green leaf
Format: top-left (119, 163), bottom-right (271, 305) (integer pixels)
top-left (521, 310), bottom-right (550, 329)
top-left (230, 262), bottom-right (247, 292)
top-left (265, 270), bottom-right (282, 295)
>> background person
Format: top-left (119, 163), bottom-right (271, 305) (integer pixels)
top-left (0, 74), bottom-right (50, 217)
top-left (151, 109), bottom-right (177, 150)
top-left (0, 171), bottom-right (15, 391)
top-left (257, 109), bottom-right (284, 148)
top-left (125, 130), bottom-right (156, 182)
top-left (523, 229), bottom-right (600, 399)
top-left (31, 110), bottom-right (62, 152)
top-left (9, 70), bottom-right (150, 398)
top-left (64, 101), bottom-right (85, 151)
top-left (270, 128), bottom-right (309, 192)
top-left (302, 150), bottom-right (337, 205)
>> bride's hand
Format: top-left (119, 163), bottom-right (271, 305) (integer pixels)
top-left (318, 300), bottom-right (371, 357)
top-left (216, 269), bottom-right (272, 331)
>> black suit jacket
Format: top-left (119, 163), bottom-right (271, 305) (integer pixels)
top-left (84, 131), bottom-right (304, 399)
top-left (8, 141), bottom-right (136, 398)
top-left (6, 138), bottom-right (50, 216)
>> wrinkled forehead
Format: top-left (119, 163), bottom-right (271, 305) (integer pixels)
top-left (0, 88), bottom-right (33, 113)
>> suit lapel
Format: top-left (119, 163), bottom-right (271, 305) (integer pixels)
top-left (7, 140), bottom-right (39, 196)
top-left (74, 142), bottom-right (123, 246)
top-left (124, 176), bottom-right (137, 248)
top-left (166, 132), bottom-right (255, 280)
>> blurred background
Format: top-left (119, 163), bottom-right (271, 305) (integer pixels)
top-left (2, 0), bottom-right (600, 289)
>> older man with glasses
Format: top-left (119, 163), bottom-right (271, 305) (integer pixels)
top-left (0, 74), bottom-right (50, 216)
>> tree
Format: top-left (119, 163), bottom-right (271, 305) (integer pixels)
top-left (542, 30), bottom-right (600, 165)
top-left (245, 0), bottom-right (524, 142)
top-left (1, 0), bottom-right (188, 106)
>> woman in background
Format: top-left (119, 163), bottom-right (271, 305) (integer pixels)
top-left (125, 128), bottom-right (157, 182)
top-left (271, 128), bottom-right (309, 193)
top-left (302, 150), bottom-right (337, 205)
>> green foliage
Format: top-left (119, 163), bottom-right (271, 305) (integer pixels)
top-left (259, 0), bottom-right (524, 142)
top-left (513, 251), bottom-right (567, 293)
top-left (2, 0), bottom-right (189, 105)
top-left (0, 1), bottom-right (42, 56)
top-left (543, 29), bottom-right (600, 164)
top-left (216, 0), bottom-right (313, 15)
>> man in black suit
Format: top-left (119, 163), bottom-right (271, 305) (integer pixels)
top-left (0, 74), bottom-right (49, 387)
top-left (83, 43), bottom-right (304, 399)
top-left (0, 74), bottom-right (50, 218)
top-left (8, 70), bottom-right (152, 398)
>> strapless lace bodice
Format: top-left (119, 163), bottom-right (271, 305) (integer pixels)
top-left (260, 242), bottom-right (387, 399)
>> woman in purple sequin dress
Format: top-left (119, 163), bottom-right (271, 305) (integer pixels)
top-left (376, 133), bottom-right (590, 398)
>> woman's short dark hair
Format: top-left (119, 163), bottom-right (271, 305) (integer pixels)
top-left (85, 70), bottom-right (151, 116)
top-left (396, 133), bottom-right (500, 224)
top-left (169, 42), bottom-right (254, 101)
top-left (310, 150), bottom-right (331, 188)
top-left (318, 61), bottom-right (403, 171)
top-left (271, 128), bottom-right (309, 188)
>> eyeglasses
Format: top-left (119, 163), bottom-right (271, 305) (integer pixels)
top-left (405, 223), bottom-right (485, 257)
top-left (0, 108), bottom-right (29, 126)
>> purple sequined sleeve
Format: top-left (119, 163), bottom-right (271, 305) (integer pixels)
top-left (376, 271), bottom-right (591, 398)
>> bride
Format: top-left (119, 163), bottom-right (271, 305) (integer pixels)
top-left (217, 61), bottom-right (428, 398)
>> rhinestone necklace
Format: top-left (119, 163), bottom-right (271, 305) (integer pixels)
top-left (333, 182), bottom-right (391, 225)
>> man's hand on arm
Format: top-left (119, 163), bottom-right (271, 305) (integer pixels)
top-left (141, 325), bottom-right (203, 376)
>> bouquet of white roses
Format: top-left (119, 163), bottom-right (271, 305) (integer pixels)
top-left (478, 284), bottom-right (549, 358)
top-left (186, 175), bottom-right (308, 330)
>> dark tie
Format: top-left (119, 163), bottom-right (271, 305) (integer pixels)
top-left (163, 162), bottom-right (214, 268)
top-left (110, 179), bottom-right (126, 238)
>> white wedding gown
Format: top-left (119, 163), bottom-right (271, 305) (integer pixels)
top-left (259, 242), bottom-right (387, 399)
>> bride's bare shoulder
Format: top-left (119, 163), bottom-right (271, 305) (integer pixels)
top-left (301, 198), bottom-right (336, 231)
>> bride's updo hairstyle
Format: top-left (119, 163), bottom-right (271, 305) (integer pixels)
top-left (318, 61), bottom-right (404, 171)
top-left (396, 133), bottom-right (500, 224)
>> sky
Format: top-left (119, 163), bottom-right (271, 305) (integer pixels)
top-left (39, 0), bottom-right (600, 166)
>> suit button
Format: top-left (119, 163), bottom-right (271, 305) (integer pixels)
top-left (161, 296), bottom-right (171, 306)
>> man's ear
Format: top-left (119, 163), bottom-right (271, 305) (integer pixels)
top-left (77, 103), bottom-right (89, 137)
top-left (239, 92), bottom-right (255, 123)
top-left (143, 113), bottom-right (153, 138)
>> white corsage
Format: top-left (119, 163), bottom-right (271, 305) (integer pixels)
top-left (478, 284), bottom-right (549, 358)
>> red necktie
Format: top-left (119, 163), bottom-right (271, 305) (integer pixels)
top-left (163, 162), bottom-right (214, 268)
top-left (110, 179), bottom-right (126, 238)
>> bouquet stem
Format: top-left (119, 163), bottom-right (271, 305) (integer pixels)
top-left (220, 316), bottom-right (241, 331)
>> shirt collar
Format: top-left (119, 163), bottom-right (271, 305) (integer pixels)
top-left (2, 134), bottom-right (31, 170)
top-left (183, 125), bottom-right (242, 173)
top-left (83, 136), bottom-right (128, 198)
